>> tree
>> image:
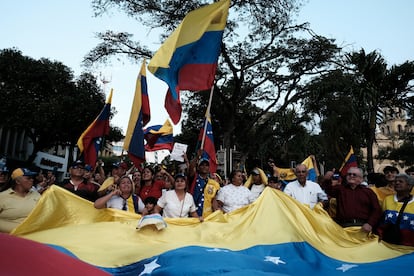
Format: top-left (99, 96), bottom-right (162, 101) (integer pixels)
top-left (304, 50), bottom-right (414, 172)
top-left (303, 69), bottom-right (364, 169)
top-left (0, 48), bottom-right (121, 164)
top-left (86, 0), bottom-right (341, 168)
top-left (378, 142), bottom-right (414, 167)
top-left (346, 50), bottom-right (414, 172)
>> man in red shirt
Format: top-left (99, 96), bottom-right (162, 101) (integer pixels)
top-left (59, 160), bottom-right (98, 201)
top-left (326, 167), bottom-right (382, 232)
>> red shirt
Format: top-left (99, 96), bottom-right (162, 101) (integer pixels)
top-left (139, 180), bottom-right (165, 202)
top-left (327, 184), bottom-right (382, 227)
top-left (60, 179), bottom-right (98, 202)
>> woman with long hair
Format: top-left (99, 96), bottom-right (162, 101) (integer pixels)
top-left (139, 166), bottom-right (173, 202)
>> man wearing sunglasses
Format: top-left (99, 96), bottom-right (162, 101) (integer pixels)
top-left (60, 160), bottom-right (99, 201)
top-left (326, 167), bottom-right (382, 232)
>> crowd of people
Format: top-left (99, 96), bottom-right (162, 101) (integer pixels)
top-left (1, 154), bottom-right (414, 247)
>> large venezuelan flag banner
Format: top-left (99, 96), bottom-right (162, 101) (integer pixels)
top-left (148, 0), bottom-right (230, 124)
top-left (11, 185), bottom-right (414, 275)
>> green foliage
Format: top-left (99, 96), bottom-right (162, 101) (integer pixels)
top-left (84, 0), bottom-right (342, 172)
top-left (108, 126), bottom-right (124, 143)
top-left (378, 143), bottom-right (414, 167)
top-left (303, 69), bottom-right (363, 168)
top-left (84, 0), bottom-right (413, 173)
top-left (303, 49), bottom-right (414, 171)
top-left (0, 48), bottom-right (121, 162)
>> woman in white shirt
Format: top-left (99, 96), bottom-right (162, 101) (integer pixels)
top-left (154, 174), bottom-right (203, 221)
top-left (216, 169), bottom-right (253, 213)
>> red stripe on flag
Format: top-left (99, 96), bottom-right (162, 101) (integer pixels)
top-left (164, 89), bottom-right (182, 124)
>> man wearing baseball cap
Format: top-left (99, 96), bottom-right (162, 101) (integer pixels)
top-left (188, 153), bottom-right (220, 217)
top-left (60, 160), bottom-right (98, 201)
top-left (0, 168), bottom-right (40, 233)
top-left (371, 165), bottom-right (400, 205)
top-left (112, 161), bottom-right (128, 177)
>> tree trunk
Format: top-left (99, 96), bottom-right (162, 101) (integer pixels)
top-left (222, 110), bottom-right (236, 176)
top-left (366, 109), bottom-right (377, 173)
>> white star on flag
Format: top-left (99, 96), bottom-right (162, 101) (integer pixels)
top-left (336, 264), bottom-right (358, 272)
top-left (207, 248), bottom-right (229, 252)
top-left (264, 256), bottom-right (286, 265)
top-left (139, 258), bottom-right (161, 275)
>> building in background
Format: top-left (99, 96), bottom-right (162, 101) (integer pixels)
top-left (362, 107), bottom-right (413, 172)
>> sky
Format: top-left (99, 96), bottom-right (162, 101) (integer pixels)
top-left (1, 0), bottom-right (413, 136)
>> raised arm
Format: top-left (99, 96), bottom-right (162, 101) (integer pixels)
top-left (160, 168), bottom-right (174, 187)
top-left (188, 149), bottom-right (203, 178)
top-left (94, 187), bottom-right (119, 209)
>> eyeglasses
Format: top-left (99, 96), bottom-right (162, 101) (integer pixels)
top-left (72, 166), bottom-right (84, 170)
top-left (384, 171), bottom-right (396, 175)
top-left (347, 173), bottom-right (360, 177)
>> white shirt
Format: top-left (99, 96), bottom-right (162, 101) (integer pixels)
top-left (106, 195), bottom-right (144, 213)
top-left (250, 184), bottom-right (265, 201)
top-left (157, 190), bottom-right (197, 218)
top-left (283, 180), bottom-right (328, 208)
top-left (216, 184), bottom-right (253, 213)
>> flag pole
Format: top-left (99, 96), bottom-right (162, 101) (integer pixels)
top-left (201, 84), bottom-right (214, 150)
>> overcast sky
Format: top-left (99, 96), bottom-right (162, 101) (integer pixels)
top-left (1, 0), bottom-right (413, 134)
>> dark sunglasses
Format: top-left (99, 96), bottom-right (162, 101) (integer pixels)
top-left (347, 173), bottom-right (360, 177)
